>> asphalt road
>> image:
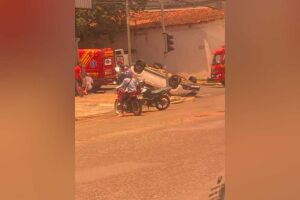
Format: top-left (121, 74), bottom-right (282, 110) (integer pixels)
top-left (75, 85), bottom-right (225, 200)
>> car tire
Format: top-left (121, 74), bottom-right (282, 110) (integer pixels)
top-left (188, 76), bottom-right (197, 83)
top-left (133, 60), bottom-right (146, 74)
top-left (168, 75), bottom-right (182, 89)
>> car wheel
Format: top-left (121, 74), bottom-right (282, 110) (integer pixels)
top-left (133, 60), bottom-right (146, 74)
top-left (188, 76), bottom-right (197, 83)
top-left (168, 75), bottom-right (182, 89)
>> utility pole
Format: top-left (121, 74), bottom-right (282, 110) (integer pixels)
top-left (75, 38), bottom-right (80, 65)
top-left (126, 0), bottom-right (132, 65)
top-left (160, 0), bottom-right (166, 34)
top-left (160, 0), bottom-right (169, 86)
top-left (160, 0), bottom-right (167, 54)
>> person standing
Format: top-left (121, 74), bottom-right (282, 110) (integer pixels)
top-left (75, 62), bottom-right (83, 96)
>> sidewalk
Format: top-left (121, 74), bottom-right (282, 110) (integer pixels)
top-left (75, 92), bottom-right (115, 120)
top-left (75, 91), bottom-right (193, 120)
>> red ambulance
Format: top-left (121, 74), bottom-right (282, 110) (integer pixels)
top-left (78, 48), bottom-right (117, 89)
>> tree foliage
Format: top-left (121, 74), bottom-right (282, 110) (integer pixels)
top-left (75, 0), bottom-right (148, 42)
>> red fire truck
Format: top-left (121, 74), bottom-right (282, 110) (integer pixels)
top-left (78, 48), bottom-right (117, 88)
top-left (211, 46), bottom-right (225, 86)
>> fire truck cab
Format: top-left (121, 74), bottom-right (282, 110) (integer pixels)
top-left (211, 46), bottom-right (225, 86)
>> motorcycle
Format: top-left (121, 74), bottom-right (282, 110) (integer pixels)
top-left (114, 88), bottom-right (142, 116)
top-left (139, 81), bottom-right (171, 111)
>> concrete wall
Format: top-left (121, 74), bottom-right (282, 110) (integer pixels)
top-left (79, 19), bottom-right (225, 78)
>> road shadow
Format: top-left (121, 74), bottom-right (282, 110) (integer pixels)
top-left (91, 90), bottom-right (106, 94)
top-left (118, 114), bottom-right (145, 118)
top-left (91, 87), bottom-right (116, 94)
top-left (184, 94), bottom-right (198, 97)
top-left (141, 109), bottom-right (157, 113)
top-left (100, 87), bottom-right (116, 91)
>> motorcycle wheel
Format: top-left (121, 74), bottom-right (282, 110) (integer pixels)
top-left (131, 99), bottom-right (142, 116)
top-left (114, 100), bottom-right (122, 115)
top-left (155, 95), bottom-right (170, 110)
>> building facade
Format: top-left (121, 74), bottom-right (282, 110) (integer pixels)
top-left (79, 7), bottom-right (225, 78)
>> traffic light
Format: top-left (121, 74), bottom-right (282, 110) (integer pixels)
top-left (165, 33), bottom-right (175, 53)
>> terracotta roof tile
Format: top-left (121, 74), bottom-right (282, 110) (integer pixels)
top-left (130, 7), bottom-right (224, 29)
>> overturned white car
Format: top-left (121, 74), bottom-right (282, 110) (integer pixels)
top-left (131, 60), bottom-right (200, 96)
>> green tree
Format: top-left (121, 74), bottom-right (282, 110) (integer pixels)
top-left (75, 0), bottom-right (148, 42)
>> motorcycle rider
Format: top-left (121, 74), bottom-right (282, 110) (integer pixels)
top-left (116, 63), bottom-right (132, 84)
top-left (115, 70), bottom-right (139, 117)
top-left (123, 65), bottom-right (131, 77)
